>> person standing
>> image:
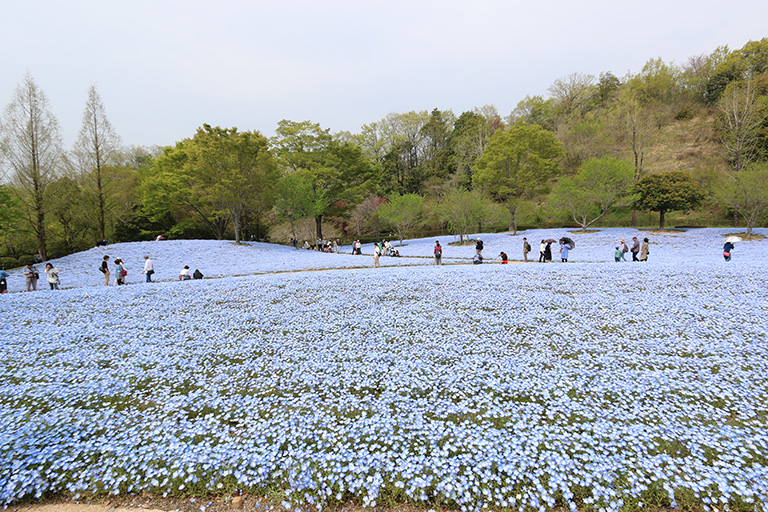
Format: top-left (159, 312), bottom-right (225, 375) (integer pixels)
top-left (373, 243), bottom-right (381, 268)
top-left (475, 238), bottom-right (484, 259)
top-left (560, 242), bottom-right (570, 262)
top-left (544, 242), bottom-right (552, 262)
top-left (640, 238), bottom-right (650, 261)
top-left (142, 255), bottom-right (155, 282)
top-left (114, 258), bottom-right (126, 285)
top-left (434, 241), bottom-right (442, 265)
top-left (44, 263), bottom-right (60, 290)
top-left (24, 262), bottom-right (39, 291)
top-left (630, 237), bottom-right (640, 261)
top-left (100, 255), bottom-right (110, 285)
top-left (0, 265), bottom-right (9, 293)
top-left (539, 240), bottom-right (546, 263)
top-left (522, 238), bottom-right (531, 262)
top-left (723, 241), bottom-right (735, 261)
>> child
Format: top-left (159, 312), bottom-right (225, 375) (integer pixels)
top-left (614, 246), bottom-right (622, 262)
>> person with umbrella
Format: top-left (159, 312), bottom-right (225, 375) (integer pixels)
top-left (559, 237), bottom-right (574, 262)
top-left (544, 241), bottom-right (553, 262)
top-left (723, 236), bottom-right (740, 261)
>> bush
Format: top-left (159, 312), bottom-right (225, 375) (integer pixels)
top-left (0, 257), bottom-right (18, 269)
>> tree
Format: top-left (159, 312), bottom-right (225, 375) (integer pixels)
top-left (348, 195), bottom-right (385, 238)
top-left (72, 84), bottom-right (122, 241)
top-left (274, 170), bottom-right (329, 244)
top-left (0, 73), bottom-right (64, 259)
top-left (448, 111), bottom-right (492, 189)
top-left (377, 193), bottom-right (424, 245)
top-left (185, 125), bottom-right (278, 243)
top-left (473, 123), bottom-right (564, 234)
top-left (715, 162), bottom-right (768, 236)
top-left (438, 188), bottom-right (494, 243)
top-left (551, 157), bottom-right (636, 231)
top-left (717, 79), bottom-right (768, 174)
top-left (633, 171), bottom-right (704, 230)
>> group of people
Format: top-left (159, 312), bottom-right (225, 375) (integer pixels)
top-left (531, 238), bottom-right (572, 263)
top-left (614, 237), bottom-right (650, 262)
top-left (1, 261), bottom-right (62, 292)
top-left (299, 238), bottom-right (340, 252)
top-left (99, 254), bottom-right (203, 285)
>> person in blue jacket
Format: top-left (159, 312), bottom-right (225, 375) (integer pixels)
top-left (723, 241), bottom-right (735, 261)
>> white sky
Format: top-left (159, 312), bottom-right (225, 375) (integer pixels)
top-left (1, 0), bottom-right (766, 149)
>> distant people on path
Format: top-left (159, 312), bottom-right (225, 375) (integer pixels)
top-left (100, 255), bottom-right (110, 285)
top-left (142, 255), bottom-right (155, 282)
top-left (24, 262), bottom-right (39, 291)
top-left (0, 265), bottom-right (8, 293)
top-left (539, 240), bottom-right (546, 263)
top-left (630, 237), bottom-right (640, 261)
top-left (95, 239), bottom-right (109, 247)
top-left (179, 265), bottom-right (191, 280)
top-left (560, 242), bottom-right (570, 262)
top-left (640, 238), bottom-right (649, 261)
top-left (618, 239), bottom-right (629, 261)
top-left (193, 269), bottom-right (204, 280)
top-left (434, 241), bottom-right (442, 265)
top-left (373, 243), bottom-right (381, 268)
top-left (544, 242), bottom-right (552, 262)
top-left (114, 258), bottom-right (126, 285)
top-left (475, 238), bottom-right (484, 258)
top-left (499, 251), bottom-right (508, 264)
top-left (723, 241), bottom-right (735, 261)
top-left (523, 238), bottom-right (531, 262)
top-left (352, 240), bottom-right (362, 255)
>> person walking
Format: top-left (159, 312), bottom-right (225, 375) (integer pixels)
top-left (618, 239), bottom-right (629, 261)
top-left (142, 255), bottom-right (155, 282)
top-left (723, 240), bottom-right (735, 261)
top-left (45, 263), bottom-right (60, 290)
top-left (640, 238), bottom-right (650, 261)
top-left (630, 237), bottom-right (640, 261)
top-left (522, 238), bottom-right (531, 262)
top-left (539, 240), bottom-right (546, 263)
top-left (434, 241), bottom-right (442, 265)
top-left (24, 262), bottom-right (39, 291)
top-left (100, 255), bottom-right (110, 285)
top-left (373, 243), bottom-right (381, 268)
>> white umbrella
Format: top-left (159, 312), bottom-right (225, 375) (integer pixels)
top-left (725, 236), bottom-right (742, 243)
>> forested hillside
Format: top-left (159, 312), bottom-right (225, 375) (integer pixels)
top-left (1, 39), bottom-right (767, 264)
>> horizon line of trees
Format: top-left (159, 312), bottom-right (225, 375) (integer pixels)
top-left (2, 38), bottom-right (768, 265)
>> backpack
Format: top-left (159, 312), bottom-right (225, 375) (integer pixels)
top-left (525, 242), bottom-right (531, 252)
top-left (435, 247), bottom-right (442, 256)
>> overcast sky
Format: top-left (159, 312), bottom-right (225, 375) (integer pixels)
top-left (1, 0), bottom-right (766, 149)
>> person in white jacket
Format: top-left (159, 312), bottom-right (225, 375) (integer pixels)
top-left (142, 255), bottom-right (155, 282)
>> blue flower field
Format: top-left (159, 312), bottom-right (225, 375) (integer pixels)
top-left (2, 228), bottom-right (767, 511)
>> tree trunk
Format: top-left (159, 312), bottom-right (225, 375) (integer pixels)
top-left (659, 210), bottom-right (666, 231)
top-left (315, 215), bottom-right (323, 240)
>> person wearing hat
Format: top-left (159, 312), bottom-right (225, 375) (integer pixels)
top-left (618, 239), bottom-right (629, 261)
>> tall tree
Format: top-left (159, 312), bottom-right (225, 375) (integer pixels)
top-left (0, 73), bottom-right (64, 259)
top-left (633, 171), bottom-right (704, 230)
top-left (72, 84), bottom-right (122, 241)
top-left (473, 123), bottom-right (564, 234)
top-left (438, 188), bottom-right (494, 243)
top-left (377, 193), bottom-right (424, 246)
top-left (715, 162), bottom-right (768, 236)
top-left (273, 170), bottom-right (329, 244)
top-left (717, 79), bottom-right (768, 174)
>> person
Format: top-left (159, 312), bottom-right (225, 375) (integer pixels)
top-left (475, 238), bottom-right (484, 258)
top-left (355, 240), bottom-right (362, 255)
top-left (544, 242), bottom-right (552, 262)
top-left (0, 265), bottom-right (8, 293)
top-left (193, 269), bottom-right (204, 280)
top-left (155, 234), bottom-right (166, 241)
top-left (114, 258), bottom-right (126, 285)
top-left (630, 237), bottom-right (640, 262)
top-left (522, 238), bottom-right (531, 262)
top-left (332, 239), bottom-right (338, 253)
top-left (640, 238), bottom-right (650, 261)
top-left (142, 255), bottom-right (155, 282)
top-left (434, 241), bottom-right (442, 265)
top-left (560, 242), bottom-right (570, 262)
top-left (179, 265), bottom-right (191, 280)
top-left (95, 239), bottom-right (109, 247)
top-left (44, 263), bottom-right (60, 290)
top-left (618, 239), bottom-right (629, 261)
top-left (24, 262), bottom-right (39, 291)
top-left (33, 252), bottom-right (44, 264)
top-left (303, 240), bottom-right (311, 250)
top-left (100, 255), bottom-right (110, 286)
top-left (499, 251), bottom-right (508, 264)
top-left (373, 243), bottom-right (381, 268)
top-left (614, 246), bottom-right (622, 262)
top-left (539, 240), bottom-right (546, 263)
top-left (723, 240), bottom-right (735, 261)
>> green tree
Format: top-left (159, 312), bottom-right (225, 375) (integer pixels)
top-left (438, 188), bottom-right (494, 243)
top-left (633, 171), bottom-right (704, 230)
top-left (473, 123), bottom-right (564, 234)
top-left (717, 79), bottom-right (768, 174)
top-left (715, 162), bottom-right (768, 236)
top-left (551, 157), bottom-right (636, 231)
top-left (448, 111), bottom-right (492, 189)
top-left (377, 193), bottom-right (424, 245)
top-left (0, 73), bottom-right (64, 259)
top-left (274, 170), bottom-right (329, 244)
